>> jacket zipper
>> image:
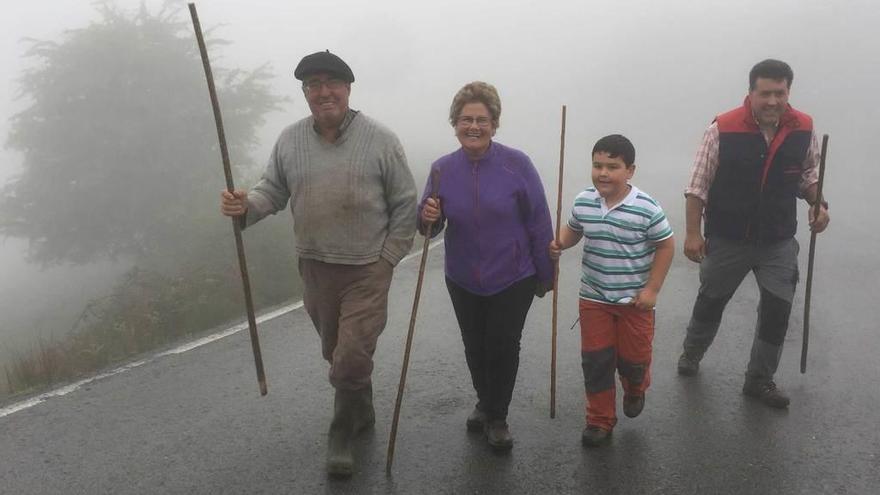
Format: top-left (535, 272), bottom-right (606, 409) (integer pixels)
top-left (750, 128), bottom-right (786, 241)
top-left (472, 161), bottom-right (482, 289)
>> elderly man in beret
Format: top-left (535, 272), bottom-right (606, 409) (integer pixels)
top-left (221, 50), bottom-right (417, 477)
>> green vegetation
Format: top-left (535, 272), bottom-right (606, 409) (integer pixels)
top-left (1, 2), bottom-right (301, 400)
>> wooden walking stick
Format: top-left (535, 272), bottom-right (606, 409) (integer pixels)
top-left (189, 3), bottom-right (267, 395)
top-left (801, 134), bottom-right (829, 374)
top-left (386, 170), bottom-right (440, 474)
top-left (550, 105), bottom-right (566, 418)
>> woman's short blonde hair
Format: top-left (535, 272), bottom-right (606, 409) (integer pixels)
top-left (448, 81), bottom-right (501, 128)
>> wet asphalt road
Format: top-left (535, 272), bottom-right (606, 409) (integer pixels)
top-left (1, 221), bottom-right (879, 494)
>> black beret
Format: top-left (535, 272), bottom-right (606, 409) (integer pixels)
top-left (294, 50), bottom-right (355, 83)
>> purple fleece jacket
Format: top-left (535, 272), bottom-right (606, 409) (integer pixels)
top-left (419, 141), bottom-right (554, 296)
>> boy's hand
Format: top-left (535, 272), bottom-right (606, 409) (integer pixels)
top-left (549, 239), bottom-right (562, 260)
top-left (633, 287), bottom-right (657, 310)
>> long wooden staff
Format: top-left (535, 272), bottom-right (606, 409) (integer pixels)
top-left (551, 105), bottom-right (566, 418)
top-left (386, 170), bottom-right (440, 474)
top-left (189, 3), bottom-right (267, 395)
top-left (801, 134), bottom-right (829, 374)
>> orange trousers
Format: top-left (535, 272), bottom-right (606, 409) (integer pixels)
top-left (579, 299), bottom-right (655, 431)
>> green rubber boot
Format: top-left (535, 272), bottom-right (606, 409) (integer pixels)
top-left (355, 385), bottom-right (375, 433)
top-left (326, 389), bottom-right (356, 478)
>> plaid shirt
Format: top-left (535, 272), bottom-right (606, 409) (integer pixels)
top-left (684, 122), bottom-right (819, 202)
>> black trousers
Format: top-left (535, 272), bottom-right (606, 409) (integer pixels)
top-left (445, 275), bottom-right (536, 421)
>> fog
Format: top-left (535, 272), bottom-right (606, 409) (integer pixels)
top-left (1, 0), bottom-right (878, 386)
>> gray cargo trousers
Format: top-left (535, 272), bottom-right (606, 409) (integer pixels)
top-left (683, 236), bottom-right (799, 383)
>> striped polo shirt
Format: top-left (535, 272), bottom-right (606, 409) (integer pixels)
top-left (567, 184), bottom-right (673, 304)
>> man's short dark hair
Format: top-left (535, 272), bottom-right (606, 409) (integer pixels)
top-left (749, 59), bottom-right (793, 90)
top-left (592, 134), bottom-right (635, 166)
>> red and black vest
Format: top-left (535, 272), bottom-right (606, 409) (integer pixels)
top-left (706, 98), bottom-right (813, 242)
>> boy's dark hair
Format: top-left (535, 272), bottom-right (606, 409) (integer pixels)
top-left (749, 59), bottom-right (793, 90)
top-left (592, 134), bottom-right (635, 166)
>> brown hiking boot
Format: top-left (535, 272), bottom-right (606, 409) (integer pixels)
top-left (466, 407), bottom-right (488, 432)
top-left (743, 380), bottom-right (790, 409)
top-left (326, 389), bottom-right (356, 478)
top-left (485, 420), bottom-right (513, 451)
top-left (581, 425), bottom-right (612, 447)
top-left (623, 394), bottom-right (645, 418)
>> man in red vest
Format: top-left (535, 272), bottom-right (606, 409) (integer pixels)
top-left (677, 59), bottom-right (830, 408)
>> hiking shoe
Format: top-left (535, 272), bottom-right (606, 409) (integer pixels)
top-left (466, 407), bottom-right (488, 432)
top-left (485, 420), bottom-right (514, 451)
top-left (677, 351), bottom-right (701, 376)
top-left (581, 425), bottom-right (612, 447)
top-left (742, 380), bottom-right (790, 409)
top-left (623, 394), bottom-right (645, 418)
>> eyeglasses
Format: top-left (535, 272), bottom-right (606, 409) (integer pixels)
top-left (302, 78), bottom-right (346, 93)
top-left (456, 116), bottom-right (492, 128)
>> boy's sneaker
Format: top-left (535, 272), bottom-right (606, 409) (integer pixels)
top-left (742, 380), bottom-right (790, 409)
top-left (677, 351), bottom-right (702, 376)
top-left (581, 425), bottom-right (612, 447)
top-left (466, 407), bottom-right (487, 432)
top-left (623, 394), bottom-right (645, 418)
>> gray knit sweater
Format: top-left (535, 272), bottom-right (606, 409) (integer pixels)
top-left (244, 111), bottom-right (417, 265)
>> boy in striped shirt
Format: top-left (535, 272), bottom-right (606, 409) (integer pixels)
top-left (549, 134), bottom-right (674, 447)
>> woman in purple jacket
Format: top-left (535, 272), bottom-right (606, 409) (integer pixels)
top-left (420, 81), bottom-right (554, 451)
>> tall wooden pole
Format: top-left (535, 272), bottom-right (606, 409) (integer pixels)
top-left (386, 170), bottom-right (440, 474)
top-left (189, 3), bottom-right (267, 395)
top-left (801, 134), bottom-right (829, 374)
top-left (551, 105), bottom-right (566, 418)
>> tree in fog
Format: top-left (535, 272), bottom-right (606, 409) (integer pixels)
top-left (0, 3), bottom-right (300, 391)
top-left (1, 2), bottom-right (281, 266)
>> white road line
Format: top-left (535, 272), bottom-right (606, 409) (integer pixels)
top-left (0, 240), bottom-right (442, 419)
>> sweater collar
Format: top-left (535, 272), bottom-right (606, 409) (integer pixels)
top-left (311, 108), bottom-right (359, 140)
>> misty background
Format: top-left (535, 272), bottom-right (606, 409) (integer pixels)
top-left (1, 0), bottom-right (877, 398)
